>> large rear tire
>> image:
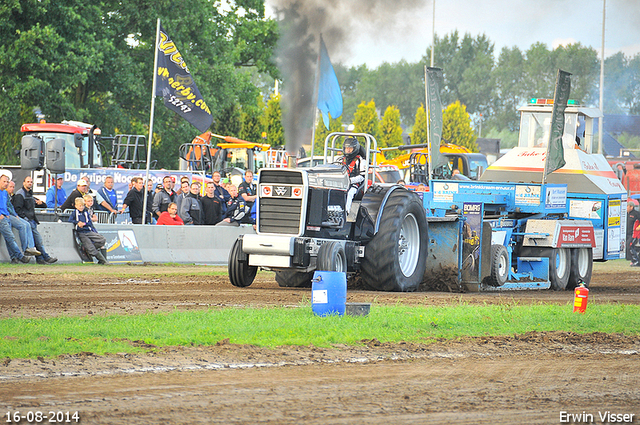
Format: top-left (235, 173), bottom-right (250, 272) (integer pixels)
top-left (568, 248), bottom-right (593, 289)
top-left (361, 191), bottom-right (428, 292)
top-left (486, 244), bottom-right (509, 287)
top-left (228, 238), bottom-right (258, 288)
top-left (275, 270), bottom-right (314, 288)
top-left (316, 241), bottom-right (347, 272)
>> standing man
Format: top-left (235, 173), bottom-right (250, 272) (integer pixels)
top-left (0, 175), bottom-right (34, 263)
top-left (211, 171), bottom-right (230, 215)
top-left (60, 179), bottom-right (89, 211)
top-left (627, 199), bottom-right (640, 266)
top-left (152, 176), bottom-right (175, 219)
top-left (121, 177), bottom-right (150, 224)
top-left (201, 182), bottom-right (222, 225)
top-left (238, 170), bottom-right (257, 209)
top-left (12, 176), bottom-right (57, 264)
top-left (46, 176), bottom-right (67, 209)
top-left (96, 175), bottom-right (119, 214)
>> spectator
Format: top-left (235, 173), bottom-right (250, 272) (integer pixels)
top-left (12, 176), bottom-right (57, 264)
top-left (415, 184), bottom-right (427, 192)
top-left (80, 176), bottom-right (98, 204)
top-left (60, 179), bottom-right (89, 211)
top-left (179, 182), bottom-right (203, 225)
top-left (218, 184), bottom-right (251, 226)
top-left (6, 180), bottom-right (40, 257)
top-left (46, 176), bottom-right (67, 209)
top-left (396, 179), bottom-right (406, 186)
top-left (175, 180), bottom-right (190, 219)
top-left (627, 199), bottom-right (640, 266)
top-left (238, 170), bottom-right (257, 208)
top-left (83, 194), bottom-right (98, 223)
top-left (96, 175), bottom-right (119, 214)
top-left (121, 177), bottom-right (151, 224)
top-left (0, 175), bottom-right (34, 263)
top-left (211, 171), bottom-right (231, 215)
top-left (201, 182), bottom-right (222, 225)
top-left (175, 176), bottom-right (190, 196)
top-left (156, 202), bottom-right (184, 225)
top-left (69, 197), bottom-right (109, 265)
top-left (152, 176), bottom-right (175, 218)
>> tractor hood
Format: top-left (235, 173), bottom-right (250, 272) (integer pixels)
top-left (480, 147), bottom-right (626, 196)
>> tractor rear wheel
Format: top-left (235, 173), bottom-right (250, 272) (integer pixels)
top-left (228, 238), bottom-right (258, 287)
top-left (316, 241), bottom-right (347, 272)
top-left (361, 191), bottom-right (428, 292)
top-left (568, 248), bottom-right (593, 289)
top-left (275, 270), bottom-right (314, 288)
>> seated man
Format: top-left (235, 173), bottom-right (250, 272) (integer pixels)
top-left (340, 137), bottom-right (365, 213)
top-left (68, 197), bottom-right (109, 264)
top-left (156, 202), bottom-right (184, 225)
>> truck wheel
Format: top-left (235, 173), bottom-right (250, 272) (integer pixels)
top-left (361, 191), bottom-right (428, 292)
top-left (317, 241), bottom-right (347, 272)
top-left (228, 239), bottom-right (257, 288)
top-left (568, 248), bottom-right (593, 289)
top-left (486, 244), bottom-right (509, 287)
top-left (548, 248), bottom-right (570, 291)
top-left (275, 270), bottom-right (314, 288)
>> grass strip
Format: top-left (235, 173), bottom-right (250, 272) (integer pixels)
top-left (0, 303), bottom-right (638, 359)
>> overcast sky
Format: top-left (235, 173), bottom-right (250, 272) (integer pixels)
top-left (266, 0), bottom-right (640, 68)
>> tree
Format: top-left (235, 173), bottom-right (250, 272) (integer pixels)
top-left (313, 115), bottom-right (343, 155)
top-left (0, 0), bottom-right (279, 167)
top-left (443, 101), bottom-right (478, 152)
top-left (264, 94), bottom-right (285, 147)
top-left (411, 104), bottom-right (428, 145)
top-left (378, 106), bottom-right (403, 158)
top-left (353, 100), bottom-right (379, 140)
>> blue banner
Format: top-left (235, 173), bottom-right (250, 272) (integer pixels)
top-left (317, 36), bottom-right (343, 130)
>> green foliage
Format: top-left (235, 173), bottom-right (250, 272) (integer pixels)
top-left (313, 114), bottom-right (343, 155)
top-left (617, 132), bottom-right (640, 151)
top-left (443, 101), bottom-right (478, 151)
top-left (1, 303), bottom-right (638, 358)
top-left (484, 127), bottom-right (519, 149)
top-left (378, 105), bottom-right (403, 158)
top-left (0, 0), bottom-right (278, 166)
top-left (411, 104), bottom-right (428, 145)
top-left (353, 100), bottom-right (379, 140)
top-left (264, 94), bottom-right (285, 147)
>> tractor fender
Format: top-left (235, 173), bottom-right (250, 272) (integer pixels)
top-left (360, 184), bottom-right (419, 234)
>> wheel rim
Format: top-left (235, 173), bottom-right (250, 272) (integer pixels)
top-left (577, 248), bottom-right (589, 276)
top-left (398, 213), bottom-right (420, 277)
top-left (498, 252), bottom-right (508, 278)
top-left (555, 249), bottom-right (569, 278)
top-left (335, 250), bottom-right (346, 273)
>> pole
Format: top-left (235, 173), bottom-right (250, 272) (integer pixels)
top-left (430, 0), bottom-right (435, 67)
top-left (598, 0), bottom-right (606, 154)
top-left (424, 65), bottom-right (433, 181)
top-left (142, 18), bottom-right (161, 224)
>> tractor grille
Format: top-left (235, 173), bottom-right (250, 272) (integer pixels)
top-left (258, 170), bottom-right (304, 235)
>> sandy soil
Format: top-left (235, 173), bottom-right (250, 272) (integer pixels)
top-left (0, 263), bottom-right (639, 424)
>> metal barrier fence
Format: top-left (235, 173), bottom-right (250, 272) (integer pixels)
top-left (61, 209), bottom-right (118, 224)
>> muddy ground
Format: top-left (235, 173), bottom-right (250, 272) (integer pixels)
top-left (0, 263), bottom-right (639, 424)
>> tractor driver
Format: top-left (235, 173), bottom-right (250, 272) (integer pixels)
top-left (341, 137), bottom-right (365, 214)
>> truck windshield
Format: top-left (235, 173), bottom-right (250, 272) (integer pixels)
top-left (31, 132), bottom-right (103, 168)
top-left (519, 111), bottom-right (579, 149)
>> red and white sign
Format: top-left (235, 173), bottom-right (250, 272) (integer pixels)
top-left (557, 225), bottom-right (595, 247)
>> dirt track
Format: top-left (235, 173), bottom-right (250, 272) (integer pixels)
top-left (0, 263), bottom-right (639, 424)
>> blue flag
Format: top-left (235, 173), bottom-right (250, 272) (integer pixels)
top-left (317, 36), bottom-right (343, 130)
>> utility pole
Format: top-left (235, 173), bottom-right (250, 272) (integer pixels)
top-left (598, 0), bottom-right (606, 154)
top-left (430, 0), bottom-right (435, 67)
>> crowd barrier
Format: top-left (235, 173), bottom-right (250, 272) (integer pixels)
top-left (0, 222), bottom-right (256, 265)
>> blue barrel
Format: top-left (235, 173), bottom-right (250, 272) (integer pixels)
top-left (311, 271), bottom-right (347, 316)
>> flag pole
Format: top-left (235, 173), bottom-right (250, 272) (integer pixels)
top-left (309, 34), bottom-right (322, 161)
top-left (142, 18), bottom-right (161, 224)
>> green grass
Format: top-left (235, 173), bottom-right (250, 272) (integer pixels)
top-left (1, 303), bottom-right (638, 359)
